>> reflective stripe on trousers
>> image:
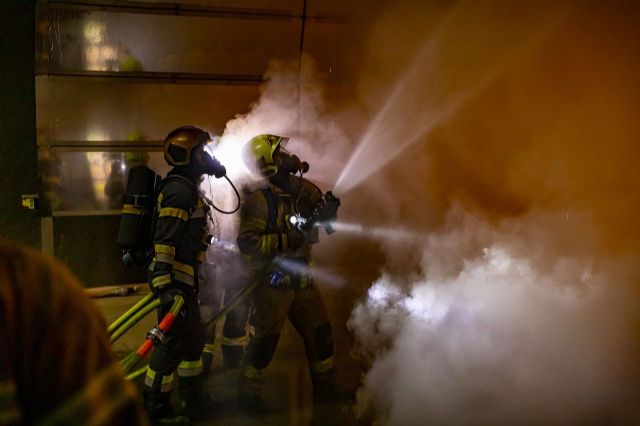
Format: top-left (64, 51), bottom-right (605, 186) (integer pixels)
top-left (178, 358), bottom-right (203, 377)
top-left (145, 368), bottom-right (174, 393)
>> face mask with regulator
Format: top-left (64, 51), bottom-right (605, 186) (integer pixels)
top-left (192, 145), bottom-right (227, 178)
top-left (192, 143), bottom-right (241, 235)
top-left (273, 149), bottom-right (341, 236)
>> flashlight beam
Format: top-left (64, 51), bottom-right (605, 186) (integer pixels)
top-left (273, 257), bottom-right (348, 289)
top-left (208, 239), bottom-right (347, 288)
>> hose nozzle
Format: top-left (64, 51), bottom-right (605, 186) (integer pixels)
top-left (290, 190), bottom-right (341, 234)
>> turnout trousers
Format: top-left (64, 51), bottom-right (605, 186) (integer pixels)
top-left (143, 293), bottom-right (207, 419)
top-left (239, 280), bottom-right (335, 399)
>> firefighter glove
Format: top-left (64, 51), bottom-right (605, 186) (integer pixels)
top-left (158, 286), bottom-right (186, 308)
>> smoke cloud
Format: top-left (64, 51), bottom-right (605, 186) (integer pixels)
top-left (340, 1), bottom-right (640, 424)
top-left (204, 54), bottom-right (352, 252)
top-left (220, 55), bottom-right (352, 188)
top-left (200, 1), bottom-right (640, 423)
top-left (350, 210), bottom-right (640, 424)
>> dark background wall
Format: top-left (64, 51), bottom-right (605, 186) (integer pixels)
top-left (54, 216), bottom-right (147, 285)
top-left (0, 1), bottom-right (40, 249)
top-left (0, 1), bottom-right (148, 284)
top-left (0, 0), bottom-right (373, 286)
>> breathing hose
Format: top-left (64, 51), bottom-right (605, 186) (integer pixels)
top-left (205, 175), bottom-right (241, 214)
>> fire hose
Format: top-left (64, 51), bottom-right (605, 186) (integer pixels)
top-left (109, 293), bottom-right (159, 343)
top-left (119, 294), bottom-right (184, 374)
top-left (107, 277), bottom-right (261, 380)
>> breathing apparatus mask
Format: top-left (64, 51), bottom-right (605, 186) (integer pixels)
top-left (272, 147), bottom-right (340, 234)
top-left (193, 142), bottom-right (243, 215)
top-left (274, 147), bottom-right (340, 235)
top-left (275, 149), bottom-right (309, 176)
top-left (242, 133), bottom-right (340, 235)
top-left (270, 144), bottom-right (339, 235)
top-left (242, 134), bottom-right (310, 178)
top-left (191, 144), bottom-right (226, 178)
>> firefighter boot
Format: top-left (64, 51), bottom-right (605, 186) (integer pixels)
top-left (179, 375), bottom-right (214, 421)
top-left (143, 389), bottom-right (189, 425)
top-left (311, 370), bottom-right (355, 426)
top-left (238, 366), bottom-right (267, 414)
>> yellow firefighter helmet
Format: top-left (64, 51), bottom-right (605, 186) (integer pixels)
top-left (243, 134), bottom-right (289, 176)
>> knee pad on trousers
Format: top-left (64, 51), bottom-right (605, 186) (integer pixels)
top-left (314, 323), bottom-right (334, 360)
top-left (251, 333), bottom-right (280, 369)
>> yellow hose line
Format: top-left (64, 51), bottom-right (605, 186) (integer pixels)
top-left (204, 278), bottom-right (260, 334)
top-left (110, 299), bottom-right (161, 343)
top-left (108, 292), bottom-right (155, 335)
top-left (125, 365), bottom-right (148, 381)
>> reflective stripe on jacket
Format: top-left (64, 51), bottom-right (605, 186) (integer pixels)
top-left (149, 172), bottom-right (208, 290)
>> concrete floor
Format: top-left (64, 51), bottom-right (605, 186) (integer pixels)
top-left (95, 264), bottom-right (377, 425)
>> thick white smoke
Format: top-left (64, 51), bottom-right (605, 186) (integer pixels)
top-left (202, 55), bottom-right (353, 290)
top-left (349, 212), bottom-right (640, 425)
top-left (194, 2), bottom-right (640, 423)
top-left (220, 54), bottom-right (352, 189)
top-left (341, 1), bottom-right (640, 423)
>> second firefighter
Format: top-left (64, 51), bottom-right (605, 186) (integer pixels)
top-left (237, 134), bottom-right (341, 411)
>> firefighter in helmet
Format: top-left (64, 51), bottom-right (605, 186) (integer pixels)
top-left (144, 125), bottom-right (226, 423)
top-left (236, 134), bottom-right (341, 411)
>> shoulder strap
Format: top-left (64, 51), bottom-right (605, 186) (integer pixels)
top-left (260, 188), bottom-right (279, 234)
top-left (158, 174), bottom-right (196, 194)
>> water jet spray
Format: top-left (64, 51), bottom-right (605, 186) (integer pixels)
top-left (333, 3), bottom-right (564, 196)
top-left (331, 221), bottom-right (425, 243)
